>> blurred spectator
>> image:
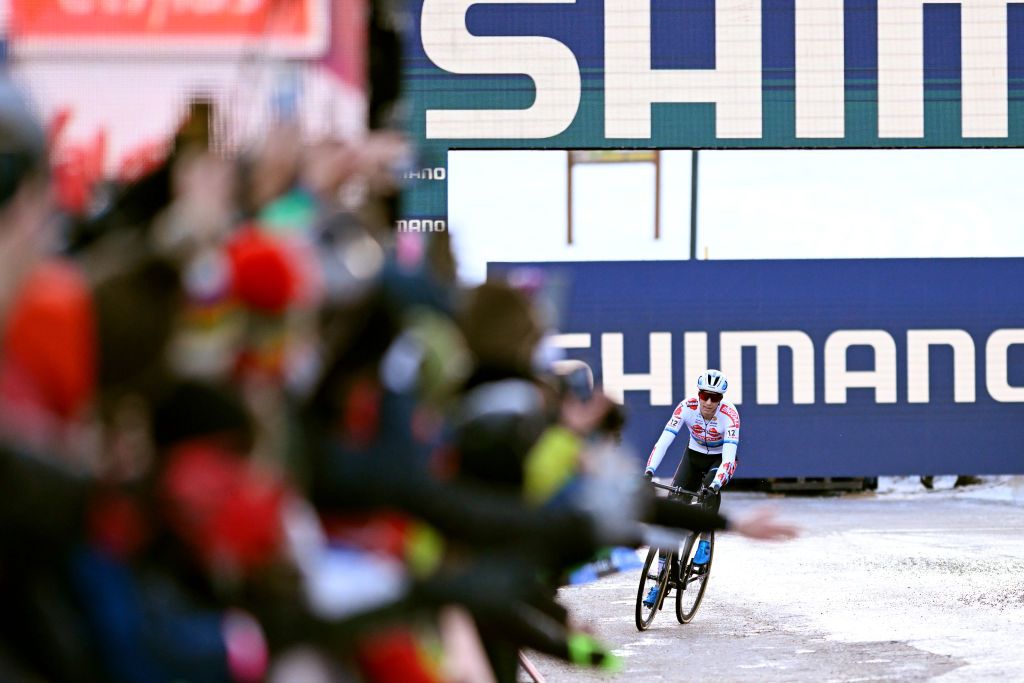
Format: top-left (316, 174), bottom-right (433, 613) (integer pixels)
top-left (0, 75), bottom-right (101, 682)
top-left (0, 78), bottom-right (51, 318)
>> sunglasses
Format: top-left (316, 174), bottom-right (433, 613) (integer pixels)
top-left (698, 391), bottom-right (723, 403)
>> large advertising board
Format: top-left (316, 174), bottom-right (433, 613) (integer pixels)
top-left (403, 0), bottom-right (1024, 220)
top-left (490, 258), bottom-right (1024, 477)
top-left (409, 0), bottom-right (1024, 148)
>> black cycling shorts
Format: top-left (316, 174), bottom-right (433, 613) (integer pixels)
top-left (670, 447), bottom-right (723, 515)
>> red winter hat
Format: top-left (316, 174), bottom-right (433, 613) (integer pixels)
top-left (2, 260), bottom-right (96, 420)
top-left (160, 440), bottom-right (287, 573)
top-left (226, 227), bottom-right (298, 314)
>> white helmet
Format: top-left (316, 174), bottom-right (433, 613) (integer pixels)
top-left (696, 369), bottom-right (728, 395)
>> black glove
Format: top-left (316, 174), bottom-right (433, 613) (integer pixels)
top-left (643, 470), bottom-right (654, 481)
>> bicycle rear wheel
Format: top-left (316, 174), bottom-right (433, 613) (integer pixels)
top-left (635, 547), bottom-right (670, 631)
top-left (676, 531), bottom-right (714, 623)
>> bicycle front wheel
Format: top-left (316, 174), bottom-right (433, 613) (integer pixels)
top-left (676, 531), bottom-right (714, 623)
top-left (635, 547), bottom-right (670, 631)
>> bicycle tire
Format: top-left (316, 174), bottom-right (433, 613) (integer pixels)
top-left (676, 531), bottom-right (714, 623)
top-left (635, 546), bottom-right (671, 631)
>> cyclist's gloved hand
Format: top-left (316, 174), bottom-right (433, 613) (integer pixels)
top-left (708, 481), bottom-right (722, 493)
top-left (643, 470), bottom-right (654, 481)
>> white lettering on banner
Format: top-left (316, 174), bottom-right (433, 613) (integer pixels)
top-left (720, 331), bottom-right (815, 405)
top-left (403, 168), bottom-right (447, 180)
top-left (603, 0), bottom-right (762, 139)
top-left (549, 334), bottom-right (597, 395)
top-left (552, 329), bottom-right (1024, 404)
top-left (795, 0), bottom-right (845, 137)
top-left (683, 331), bottom-right (708, 396)
top-left (550, 333), bottom-right (592, 349)
top-left (552, 335), bottom-right (598, 395)
top-left (420, 0), bottom-right (581, 139)
top-left (601, 332), bottom-right (673, 405)
top-left (824, 331), bottom-right (898, 403)
top-left (986, 329), bottom-right (1024, 401)
top-left (60, 0), bottom-right (260, 17)
top-left (395, 219), bottom-right (448, 232)
top-left (878, 0), bottom-right (1009, 138)
top-left (907, 329), bottom-right (976, 403)
top-left (420, 0), bottom-right (1015, 140)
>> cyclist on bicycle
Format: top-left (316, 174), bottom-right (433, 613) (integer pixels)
top-left (642, 369), bottom-right (739, 606)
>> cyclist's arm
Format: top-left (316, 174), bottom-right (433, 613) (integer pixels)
top-left (645, 403), bottom-right (684, 474)
top-left (709, 407), bottom-right (740, 490)
top-left (710, 442), bottom-right (737, 490)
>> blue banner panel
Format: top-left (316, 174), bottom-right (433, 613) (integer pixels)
top-left (489, 259), bottom-right (1024, 477)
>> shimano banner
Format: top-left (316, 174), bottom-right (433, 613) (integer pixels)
top-left (411, 0), bottom-right (1024, 148)
top-left (403, 0), bottom-right (1024, 223)
top-left (490, 258), bottom-right (1024, 477)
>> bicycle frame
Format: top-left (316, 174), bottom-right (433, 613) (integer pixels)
top-left (634, 481), bottom-right (716, 630)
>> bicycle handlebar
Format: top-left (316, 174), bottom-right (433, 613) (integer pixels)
top-left (649, 481), bottom-right (703, 498)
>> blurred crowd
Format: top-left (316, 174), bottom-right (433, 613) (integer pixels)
top-left (0, 75), bottom-right (794, 683)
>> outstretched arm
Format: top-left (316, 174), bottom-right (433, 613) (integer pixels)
top-left (645, 403), bottom-right (683, 475)
top-left (645, 431), bottom-right (675, 475)
top-left (727, 507), bottom-right (800, 540)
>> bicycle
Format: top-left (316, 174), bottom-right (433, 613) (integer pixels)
top-left (634, 482), bottom-right (715, 631)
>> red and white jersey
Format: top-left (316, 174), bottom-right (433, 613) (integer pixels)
top-left (645, 396), bottom-right (741, 487)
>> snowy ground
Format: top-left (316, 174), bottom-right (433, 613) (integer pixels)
top-left (524, 476), bottom-right (1024, 682)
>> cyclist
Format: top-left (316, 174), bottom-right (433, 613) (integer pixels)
top-left (642, 369), bottom-right (739, 607)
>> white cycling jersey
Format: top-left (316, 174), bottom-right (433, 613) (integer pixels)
top-left (645, 396), bottom-right (741, 489)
